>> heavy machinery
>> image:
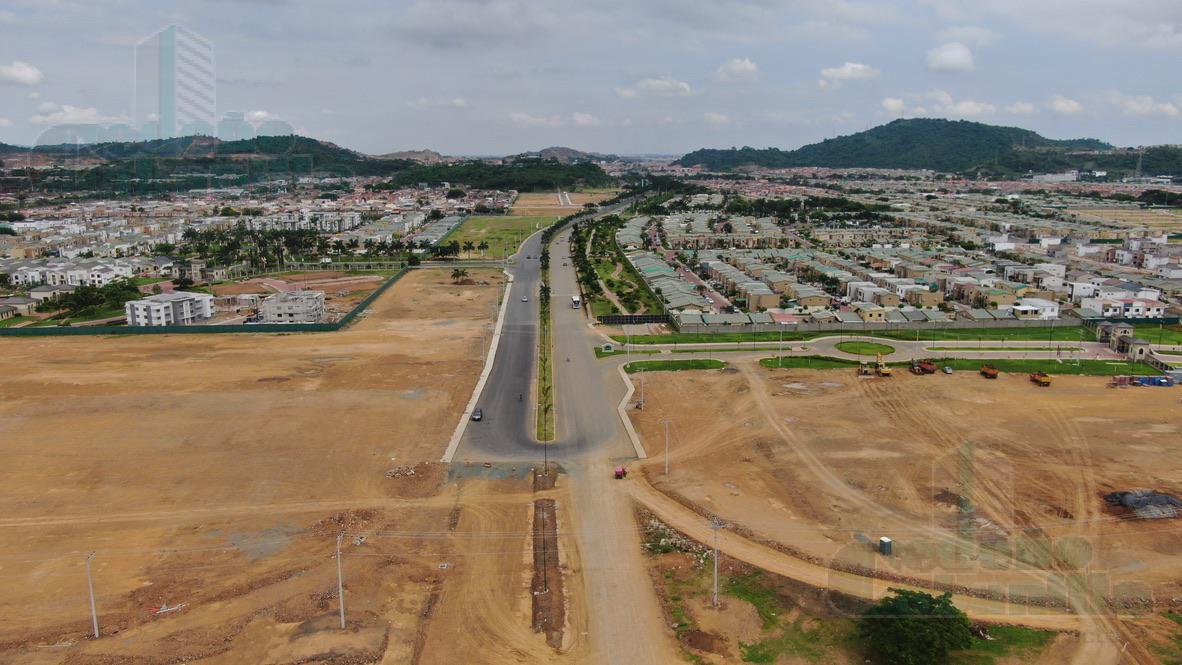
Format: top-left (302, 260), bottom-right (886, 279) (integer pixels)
top-left (858, 362), bottom-right (873, 376)
top-left (980, 365), bottom-right (999, 379)
top-left (1029, 372), bottom-right (1052, 387)
top-left (876, 353), bottom-right (893, 377)
top-left (910, 359), bottom-right (938, 375)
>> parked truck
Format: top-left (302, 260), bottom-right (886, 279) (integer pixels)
top-left (910, 360), bottom-right (938, 375)
top-left (980, 365), bottom-right (1000, 379)
top-left (1029, 372), bottom-right (1052, 387)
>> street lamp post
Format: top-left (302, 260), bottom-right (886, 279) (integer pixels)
top-left (663, 419), bottom-right (671, 475)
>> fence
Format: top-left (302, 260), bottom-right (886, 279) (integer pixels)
top-left (597, 314), bottom-right (671, 326)
top-left (0, 268), bottom-right (409, 338)
top-left (672, 315), bottom-right (1097, 336)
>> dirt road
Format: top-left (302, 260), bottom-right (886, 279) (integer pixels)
top-left (627, 476), bottom-right (1127, 665)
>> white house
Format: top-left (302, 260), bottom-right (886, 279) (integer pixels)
top-left (124, 292), bottom-right (215, 326)
top-left (1012, 297), bottom-right (1060, 320)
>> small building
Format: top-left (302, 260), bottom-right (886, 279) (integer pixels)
top-left (1096, 321), bottom-right (1134, 343)
top-left (0, 304), bottom-right (16, 321)
top-left (260, 290), bottom-right (326, 324)
top-left (905, 289), bottom-right (943, 308)
top-left (0, 296), bottom-right (36, 316)
top-left (851, 302), bottom-right (886, 322)
top-left (27, 284), bottom-right (77, 302)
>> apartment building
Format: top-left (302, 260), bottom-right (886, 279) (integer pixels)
top-left (125, 292), bottom-right (215, 326)
top-left (259, 290), bottom-right (326, 323)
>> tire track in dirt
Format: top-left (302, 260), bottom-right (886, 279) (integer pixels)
top-left (740, 363), bottom-right (1128, 663)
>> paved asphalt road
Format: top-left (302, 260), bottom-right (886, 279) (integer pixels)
top-left (455, 201), bottom-right (638, 463)
top-left (452, 199), bottom-right (681, 664)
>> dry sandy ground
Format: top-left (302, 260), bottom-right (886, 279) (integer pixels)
top-left (0, 268), bottom-right (573, 663)
top-left (511, 191), bottom-right (614, 217)
top-left (629, 361), bottom-right (1182, 611)
top-left (1072, 207), bottom-right (1182, 231)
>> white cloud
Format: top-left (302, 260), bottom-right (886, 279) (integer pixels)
top-left (27, 91), bottom-right (40, 100)
top-left (715, 57), bottom-right (759, 83)
top-left (1104, 91), bottom-right (1179, 116)
top-left (703, 112), bottom-right (730, 126)
top-left (0, 10), bottom-right (15, 25)
top-left (0, 60), bottom-right (44, 86)
top-left (0, 117), bottom-right (12, 128)
top-left (509, 111), bottom-right (565, 128)
top-left (937, 25), bottom-right (999, 46)
top-left (979, 1), bottom-right (1182, 50)
top-left (1049, 95), bottom-right (1083, 114)
top-left (30, 103), bottom-right (124, 125)
top-left (1005, 102), bottom-right (1036, 114)
top-left (887, 90), bottom-right (996, 117)
top-left (408, 97), bottom-right (468, 109)
top-left (945, 99), bottom-right (996, 115)
top-left (818, 61), bottom-right (880, 89)
top-left (508, 111), bottom-right (601, 128)
top-left (617, 76), bottom-right (694, 98)
top-left (926, 42), bottom-right (974, 72)
top-left (571, 112), bottom-right (602, 127)
top-left (246, 110), bottom-right (282, 123)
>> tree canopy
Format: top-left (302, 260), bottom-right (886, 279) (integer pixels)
top-left (858, 589), bottom-right (972, 665)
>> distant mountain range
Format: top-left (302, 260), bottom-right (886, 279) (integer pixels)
top-left (676, 118), bottom-right (1182, 176)
top-left (0, 135), bottom-right (617, 193)
top-left (371, 148), bottom-right (448, 164)
top-left (511, 146), bottom-right (619, 163)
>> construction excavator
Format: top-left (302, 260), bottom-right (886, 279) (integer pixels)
top-left (875, 353), bottom-right (893, 377)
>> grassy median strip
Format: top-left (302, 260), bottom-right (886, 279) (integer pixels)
top-left (933, 358), bottom-right (1162, 376)
top-left (536, 288), bottom-right (555, 443)
top-left (594, 347), bottom-right (660, 358)
top-left (926, 346), bottom-right (1082, 352)
top-left (834, 341), bottom-right (895, 356)
top-left (760, 356), bottom-right (896, 369)
top-left (614, 326), bottom-right (1097, 346)
top-left (759, 355), bottom-right (1160, 375)
top-left (623, 359), bottom-right (727, 373)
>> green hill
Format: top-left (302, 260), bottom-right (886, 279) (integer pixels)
top-left (674, 119), bottom-right (1177, 175)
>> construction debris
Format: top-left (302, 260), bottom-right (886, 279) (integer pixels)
top-left (1105, 490), bottom-right (1182, 519)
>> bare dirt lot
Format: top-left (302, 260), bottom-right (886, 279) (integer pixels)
top-left (629, 360), bottom-right (1182, 611)
top-left (511, 191), bottom-right (615, 217)
top-left (1072, 207), bottom-right (1182, 232)
top-left (0, 268), bottom-right (552, 663)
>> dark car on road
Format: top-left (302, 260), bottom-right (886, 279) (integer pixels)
top-left (471, 408), bottom-right (483, 421)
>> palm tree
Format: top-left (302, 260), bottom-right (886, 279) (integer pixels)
top-left (463, 240), bottom-right (476, 258)
top-left (451, 268), bottom-right (469, 283)
top-left (477, 240), bottom-right (489, 257)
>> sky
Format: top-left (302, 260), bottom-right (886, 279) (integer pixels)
top-left (0, 0), bottom-right (1180, 155)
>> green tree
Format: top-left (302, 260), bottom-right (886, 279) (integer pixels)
top-left (477, 240), bottom-right (489, 257)
top-left (462, 240), bottom-right (476, 258)
top-left (451, 267), bottom-right (469, 283)
top-left (859, 589), bottom-right (972, 665)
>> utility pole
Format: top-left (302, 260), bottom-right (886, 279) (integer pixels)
top-left (662, 419), bottom-right (671, 475)
top-left (336, 532), bottom-right (346, 629)
top-left (710, 518), bottom-right (725, 608)
top-left (85, 552), bottom-right (99, 639)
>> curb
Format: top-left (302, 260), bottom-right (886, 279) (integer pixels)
top-left (615, 363), bottom-right (648, 459)
top-left (441, 270), bottom-right (513, 463)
